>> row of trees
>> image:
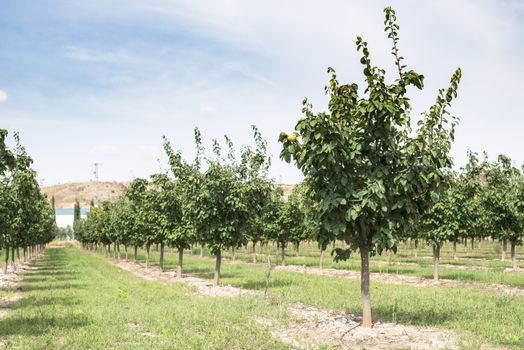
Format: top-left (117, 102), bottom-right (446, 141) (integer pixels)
top-left (75, 7), bottom-right (521, 329)
top-left (0, 129), bottom-right (57, 273)
top-left (421, 152), bottom-right (524, 281)
top-left (75, 127), bottom-right (315, 285)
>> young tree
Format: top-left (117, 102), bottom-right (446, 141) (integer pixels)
top-left (163, 129), bottom-right (203, 277)
top-left (73, 200), bottom-right (81, 240)
top-left (193, 139), bottom-right (248, 285)
top-left (147, 173), bottom-right (183, 272)
top-left (274, 187), bottom-right (306, 265)
top-left (279, 7), bottom-right (461, 327)
top-left (125, 179), bottom-right (154, 266)
top-left (483, 155), bottom-right (524, 269)
top-left (420, 177), bottom-right (459, 281)
top-left (239, 126), bottom-right (274, 263)
top-left (259, 186), bottom-right (285, 259)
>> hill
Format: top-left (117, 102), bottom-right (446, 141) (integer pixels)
top-left (42, 181), bottom-right (128, 208)
top-left (43, 181), bottom-right (295, 208)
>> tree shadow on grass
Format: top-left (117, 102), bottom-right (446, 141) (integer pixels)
top-left (365, 304), bottom-right (459, 328)
top-left (240, 278), bottom-right (297, 290)
top-left (19, 282), bottom-right (86, 292)
top-left (184, 268), bottom-right (243, 281)
top-left (23, 270), bottom-right (74, 277)
top-left (0, 314), bottom-right (89, 336)
top-left (10, 295), bottom-right (81, 310)
top-left (20, 275), bottom-right (78, 283)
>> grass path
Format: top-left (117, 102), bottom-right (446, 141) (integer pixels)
top-left (0, 244), bottom-right (289, 350)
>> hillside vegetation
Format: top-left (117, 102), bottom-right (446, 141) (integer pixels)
top-left (42, 182), bottom-right (128, 208)
top-left (42, 182), bottom-right (294, 208)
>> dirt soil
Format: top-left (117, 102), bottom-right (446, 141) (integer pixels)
top-left (115, 260), bottom-right (260, 297)
top-left (276, 265), bottom-right (524, 296)
top-left (114, 258), bottom-right (466, 350)
top-left (256, 302), bottom-right (460, 350)
top-left (0, 259), bottom-right (35, 319)
top-left (503, 267), bottom-right (524, 273)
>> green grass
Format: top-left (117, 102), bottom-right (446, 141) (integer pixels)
top-left (132, 247), bottom-right (524, 349)
top-left (0, 244), bottom-right (290, 349)
top-left (4, 243), bottom-right (524, 349)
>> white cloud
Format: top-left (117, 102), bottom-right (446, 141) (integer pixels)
top-left (0, 90), bottom-right (8, 103)
top-left (64, 46), bottom-right (132, 64)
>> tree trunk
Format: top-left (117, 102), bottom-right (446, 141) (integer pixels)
top-left (280, 244), bottom-right (285, 266)
top-left (159, 243), bottom-right (165, 272)
top-left (471, 237), bottom-right (474, 250)
top-left (464, 237), bottom-right (467, 248)
top-left (231, 247), bottom-right (236, 261)
top-left (3, 247), bottom-right (9, 274)
top-left (16, 248), bottom-right (20, 263)
top-left (295, 242), bottom-right (300, 257)
top-left (452, 240), bottom-right (457, 260)
top-left (213, 251), bottom-right (222, 286)
top-left (134, 245), bottom-right (138, 262)
top-left (511, 240), bottom-right (517, 269)
top-left (252, 241), bottom-right (257, 263)
top-left (502, 239), bottom-right (507, 262)
top-left (146, 244), bottom-right (150, 268)
top-left (23, 247), bottom-right (27, 262)
top-left (433, 243), bottom-right (440, 282)
top-left (177, 247), bottom-right (183, 278)
top-left (200, 244), bottom-right (204, 258)
top-left (360, 244), bottom-right (372, 328)
top-left (320, 247), bottom-right (325, 271)
top-left (414, 239), bottom-right (418, 258)
top-left (124, 245), bottom-right (128, 261)
top-left (11, 246), bottom-right (15, 267)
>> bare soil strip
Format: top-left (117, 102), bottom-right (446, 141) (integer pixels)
top-left (504, 267), bottom-right (524, 273)
top-left (114, 259), bottom-right (461, 350)
top-left (0, 259), bottom-right (35, 319)
top-left (116, 260), bottom-right (259, 297)
top-left (256, 303), bottom-right (460, 350)
top-left (275, 265), bottom-right (524, 296)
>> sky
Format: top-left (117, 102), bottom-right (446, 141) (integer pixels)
top-left (1, 0), bottom-right (523, 185)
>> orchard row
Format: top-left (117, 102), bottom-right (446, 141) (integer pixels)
top-left (75, 126), bottom-right (312, 286)
top-left (0, 129), bottom-right (57, 272)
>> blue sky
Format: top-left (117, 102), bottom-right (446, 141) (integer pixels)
top-left (1, 0), bottom-right (523, 185)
